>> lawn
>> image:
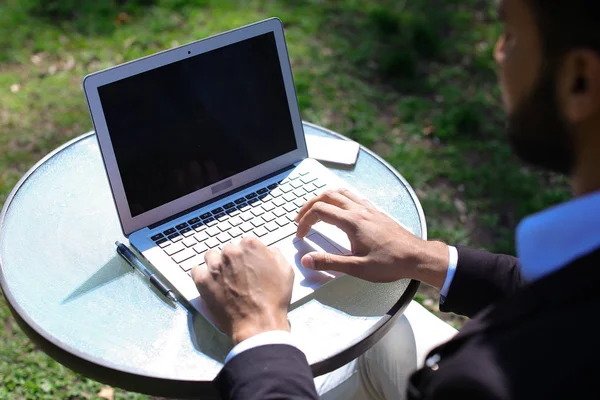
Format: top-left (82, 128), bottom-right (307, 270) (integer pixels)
top-left (0, 0), bottom-right (571, 398)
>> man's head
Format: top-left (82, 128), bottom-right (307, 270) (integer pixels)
top-left (495, 0), bottom-right (600, 180)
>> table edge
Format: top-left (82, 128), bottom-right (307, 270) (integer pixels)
top-left (0, 123), bottom-right (424, 393)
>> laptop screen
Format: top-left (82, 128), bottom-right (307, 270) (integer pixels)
top-left (98, 32), bottom-right (297, 217)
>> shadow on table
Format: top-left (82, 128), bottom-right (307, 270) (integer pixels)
top-left (188, 312), bottom-right (231, 364)
top-left (62, 256), bottom-right (132, 304)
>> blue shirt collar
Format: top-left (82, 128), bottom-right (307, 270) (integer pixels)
top-left (516, 190), bottom-right (600, 282)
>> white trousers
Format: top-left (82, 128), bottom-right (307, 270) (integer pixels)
top-left (315, 301), bottom-right (458, 400)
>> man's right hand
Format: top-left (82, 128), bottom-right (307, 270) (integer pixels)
top-left (295, 188), bottom-right (450, 290)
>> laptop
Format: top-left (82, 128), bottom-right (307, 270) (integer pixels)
top-left (83, 18), bottom-right (361, 323)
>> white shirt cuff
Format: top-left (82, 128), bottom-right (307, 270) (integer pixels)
top-left (440, 245), bottom-right (458, 303)
top-left (224, 330), bottom-right (296, 364)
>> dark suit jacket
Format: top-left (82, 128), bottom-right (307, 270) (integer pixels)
top-left (215, 245), bottom-right (600, 399)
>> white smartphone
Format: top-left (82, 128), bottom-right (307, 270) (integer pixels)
top-left (305, 135), bottom-right (360, 167)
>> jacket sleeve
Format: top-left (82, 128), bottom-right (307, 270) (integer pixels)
top-left (439, 245), bottom-right (524, 318)
top-left (214, 344), bottom-right (318, 400)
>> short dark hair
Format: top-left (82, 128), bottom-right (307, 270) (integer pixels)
top-left (526, 1), bottom-right (600, 59)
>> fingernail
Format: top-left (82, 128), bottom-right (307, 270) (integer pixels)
top-left (302, 254), bottom-right (315, 269)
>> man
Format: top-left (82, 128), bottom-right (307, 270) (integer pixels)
top-left (193, 0), bottom-right (600, 398)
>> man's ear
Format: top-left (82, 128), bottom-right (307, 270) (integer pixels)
top-left (558, 49), bottom-right (600, 123)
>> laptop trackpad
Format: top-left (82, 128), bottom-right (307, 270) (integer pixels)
top-left (272, 231), bottom-right (345, 302)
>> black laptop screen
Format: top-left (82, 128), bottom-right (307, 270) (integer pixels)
top-left (98, 32), bottom-right (298, 217)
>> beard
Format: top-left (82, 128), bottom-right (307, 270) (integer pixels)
top-left (506, 65), bottom-right (575, 175)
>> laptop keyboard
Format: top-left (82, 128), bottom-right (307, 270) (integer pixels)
top-left (149, 171), bottom-right (328, 275)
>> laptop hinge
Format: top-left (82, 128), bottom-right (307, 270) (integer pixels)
top-left (148, 163), bottom-right (298, 230)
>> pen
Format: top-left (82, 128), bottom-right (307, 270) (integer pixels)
top-left (115, 241), bottom-right (178, 303)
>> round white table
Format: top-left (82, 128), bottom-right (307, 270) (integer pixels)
top-left (0, 122), bottom-right (424, 398)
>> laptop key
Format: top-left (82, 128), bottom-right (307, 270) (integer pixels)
top-left (206, 226), bottom-right (221, 237)
top-left (229, 216), bottom-right (243, 226)
top-left (191, 222), bottom-right (205, 231)
top-left (293, 199), bottom-right (306, 208)
top-left (205, 219), bottom-right (218, 227)
top-left (151, 233), bottom-right (164, 241)
top-left (193, 242), bottom-right (209, 254)
top-left (293, 187), bottom-right (306, 197)
top-left (205, 237), bottom-right (220, 248)
top-left (183, 228), bottom-right (196, 238)
top-left (250, 207), bottom-right (265, 217)
top-left (273, 197), bottom-right (286, 207)
top-left (291, 180), bottom-right (303, 189)
top-left (176, 223), bottom-right (188, 230)
top-left (188, 217), bottom-right (200, 225)
top-left (229, 227), bottom-right (243, 237)
top-left (251, 218), bottom-right (265, 227)
top-left (217, 232), bottom-right (231, 243)
top-left (256, 188), bottom-right (268, 194)
top-left (267, 183), bottom-right (278, 190)
top-left (253, 226), bottom-right (268, 237)
top-left (157, 238), bottom-right (170, 248)
top-left (173, 248), bottom-right (195, 264)
top-left (280, 184), bottom-right (293, 193)
top-left (270, 188), bottom-right (284, 197)
top-left (283, 203), bottom-right (296, 213)
top-left (265, 221), bottom-right (279, 232)
top-left (223, 202), bottom-right (236, 209)
top-left (240, 211), bottom-right (254, 221)
top-left (180, 227), bottom-right (192, 235)
top-left (165, 242), bottom-right (185, 256)
top-left (276, 216), bottom-right (290, 227)
top-left (168, 233), bottom-right (183, 242)
top-left (200, 212), bottom-right (212, 219)
top-left (262, 212), bottom-right (276, 222)
top-left (260, 223), bottom-right (297, 246)
top-left (260, 193), bottom-right (274, 202)
top-left (262, 202), bottom-right (275, 212)
top-left (180, 255), bottom-right (204, 272)
top-left (163, 228), bottom-right (176, 236)
top-left (183, 237), bottom-right (197, 248)
top-left (299, 171), bottom-right (310, 176)
top-left (227, 208), bottom-right (241, 217)
top-left (234, 197), bottom-right (246, 204)
top-left (283, 193), bottom-right (296, 202)
top-left (238, 204), bottom-right (251, 212)
top-left (314, 179), bottom-right (326, 188)
top-left (304, 182), bottom-right (317, 192)
top-left (248, 198), bottom-right (261, 206)
top-left (211, 207), bottom-right (224, 214)
top-left (240, 222), bottom-right (253, 232)
top-left (194, 231), bottom-right (209, 243)
top-left (245, 193), bottom-right (258, 199)
top-left (218, 221), bottom-right (232, 231)
top-left (273, 208), bottom-right (286, 217)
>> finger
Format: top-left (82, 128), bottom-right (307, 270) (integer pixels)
top-left (204, 249), bottom-right (221, 269)
top-left (191, 262), bottom-right (209, 287)
top-left (296, 202), bottom-right (352, 238)
top-left (301, 252), bottom-right (362, 275)
top-left (295, 189), bottom-right (358, 223)
top-left (335, 188), bottom-right (364, 204)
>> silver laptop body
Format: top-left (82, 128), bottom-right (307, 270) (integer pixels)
top-left (83, 18), bottom-right (357, 324)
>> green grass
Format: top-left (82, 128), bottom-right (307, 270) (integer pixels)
top-left (0, 0), bottom-right (571, 397)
